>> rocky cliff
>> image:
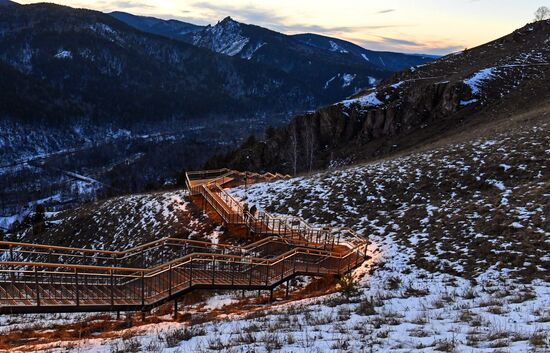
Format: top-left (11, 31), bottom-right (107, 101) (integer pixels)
top-left (209, 20), bottom-right (550, 174)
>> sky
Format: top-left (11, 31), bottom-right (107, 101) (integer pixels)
top-left (17, 0), bottom-right (550, 55)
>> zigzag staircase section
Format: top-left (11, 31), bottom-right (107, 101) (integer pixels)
top-left (0, 169), bottom-right (368, 314)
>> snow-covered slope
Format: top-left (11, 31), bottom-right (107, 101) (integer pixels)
top-left (6, 118), bottom-right (548, 353)
top-left (12, 190), bottom-right (221, 250)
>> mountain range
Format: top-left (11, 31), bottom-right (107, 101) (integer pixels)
top-left (0, 2), bottom-right (434, 157)
top-left (110, 12), bottom-right (435, 98)
top-left (0, 1), bottom-right (438, 221)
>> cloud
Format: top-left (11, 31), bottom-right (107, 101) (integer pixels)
top-left (93, 0), bottom-right (154, 10)
top-left (378, 9), bottom-right (396, 14)
top-left (190, 1), bottom-right (287, 25)
top-left (187, 1), bottom-right (409, 35)
top-left (379, 36), bottom-right (422, 47)
top-left (110, 1), bottom-right (152, 9)
top-left (277, 23), bottom-right (407, 34)
top-left (353, 36), bottom-right (464, 55)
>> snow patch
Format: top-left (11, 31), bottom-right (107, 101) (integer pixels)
top-left (391, 81), bottom-right (404, 89)
top-left (329, 40), bottom-right (348, 53)
top-left (54, 50), bottom-right (72, 60)
top-left (460, 98), bottom-right (479, 106)
top-left (324, 75), bottom-right (338, 89)
top-left (464, 67), bottom-right (497, 95)
top-left (340, 91), bottom-right (382, 108)
top-left (341, 73), bottom-right (356, 87)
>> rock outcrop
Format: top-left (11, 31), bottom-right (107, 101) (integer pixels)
top-left (209, 20), bottom-right (550, 175)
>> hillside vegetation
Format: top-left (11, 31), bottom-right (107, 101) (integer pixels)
top-left (4, 110), bottom-right (548, 353)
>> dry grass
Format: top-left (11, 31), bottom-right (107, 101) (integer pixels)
top-left (255, 122), bottom-right (550, 284)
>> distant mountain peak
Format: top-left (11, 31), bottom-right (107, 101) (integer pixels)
top-left (216, 16), bottom-right (241, 31)
top-left (109, 11), bottom-right (203, 40)
top-left (220, 16), bottom-right (237, 24)
top-left (193, 16), bottom-right (248, 56)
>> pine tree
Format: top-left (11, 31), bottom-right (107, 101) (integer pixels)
top-left (32, 204), bottom-right (46, 236)
top-left (338, 273), bottom-right (359, 298)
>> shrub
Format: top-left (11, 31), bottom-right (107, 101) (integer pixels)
top-left (164, 327), bottom-right (206, 347)
top-left (529, 331), bottom-right (547, 348)
top-left (355, 298), bottom-right (376, 316)
top-left (110, 337), bottom-right (142, 353)
top-left (337, 273), bottom-right (360, 298)
top-left (386, 276), bottom-right (401, 291)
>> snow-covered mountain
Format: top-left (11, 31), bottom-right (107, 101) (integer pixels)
top-left (191, 17), bottom-right (432, 68)
top-left (192, 17), bottom-right (254, 57)
top-left (292, 33), bottom-right (439, 71)
top-left (189, 17), bottom-right (433, 96)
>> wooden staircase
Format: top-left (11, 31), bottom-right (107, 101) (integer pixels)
top-left (0, 169), bottom-right (368, 314)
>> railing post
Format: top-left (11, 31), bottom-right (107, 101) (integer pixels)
top-left (212, 256), bottom-right (215, 285)
top-left (141, 272), bottom-right (145, 307)
top-left (75, 268), bottom-right (80, 306)
top-left (280, 259), bottom-right (285, 281)
top-left (168, 264), bottom-right (172, 297)
top-left (260, 215), bottom-right (265, 235)
top-left (34, 266), bottom-right (40, 307)
top-left (9, 245), bottom-right (14, 284)
top-left (110, 269), bottom-right (114, 308)
top-left (189, 262), bottom-right (193, 287)
top-left (265, 265), bottom-right (269, 286)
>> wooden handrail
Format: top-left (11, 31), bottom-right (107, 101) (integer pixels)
top-left (0, 169), bottom-right (367, 313)
top-left (0, 240), bottom-right (361, 276)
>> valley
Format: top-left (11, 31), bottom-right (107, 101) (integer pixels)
top-left (0, 1), bottom-right (433, 231)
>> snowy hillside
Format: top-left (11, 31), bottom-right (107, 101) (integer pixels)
top-left (6, 117), bottom-right (548, 353)
top-left (234, 123), bottom-right (549, 283)
top-left (12, 190), bottom-right (221, 250)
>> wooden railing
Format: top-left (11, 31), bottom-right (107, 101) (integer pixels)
top-left (189, 169), bottom-right (365, 250)
top-left (0, 169), bottom-right (367, 314)
top-left (0, 240), bottom-right (366, 313)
